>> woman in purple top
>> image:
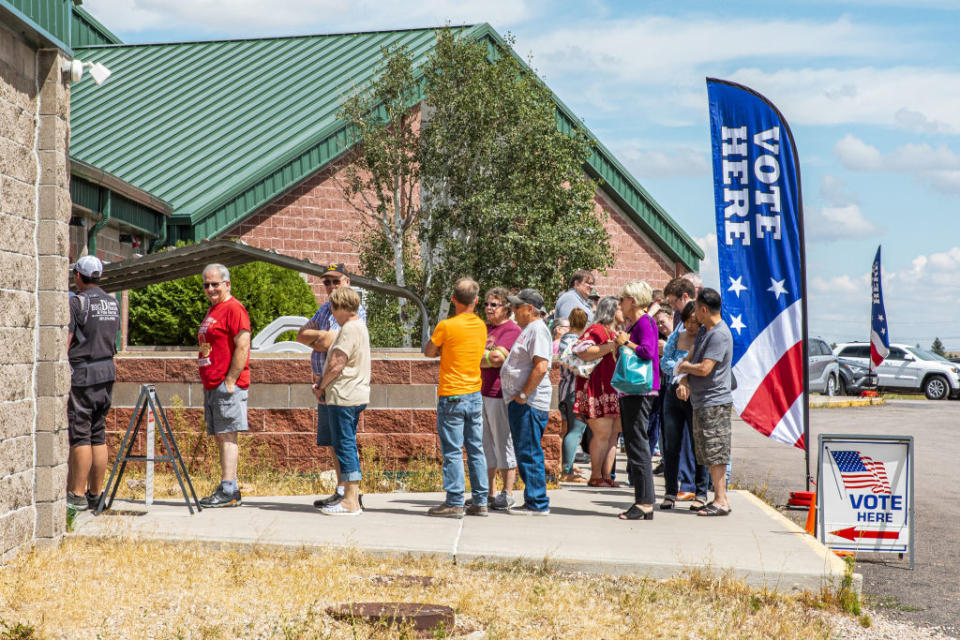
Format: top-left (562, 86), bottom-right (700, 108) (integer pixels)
top-left (614, 280), bottom-right (661, 520)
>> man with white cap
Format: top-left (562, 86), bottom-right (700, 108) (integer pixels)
top-left (67, 255), bottom-right (120, 512)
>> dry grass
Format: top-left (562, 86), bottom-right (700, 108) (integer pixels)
top-left (0, 537), bottom-right (848, 639)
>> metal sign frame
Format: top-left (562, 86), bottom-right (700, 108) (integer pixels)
top-left (817, 433), bottom-right (914, 569)
top-left (97, 384), bottom-right (202, 514)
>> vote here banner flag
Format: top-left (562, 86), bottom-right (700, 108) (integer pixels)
top-left (707, 78), bottom-right (808, 449)
top-left (870, 246), bottom-right (890, 367)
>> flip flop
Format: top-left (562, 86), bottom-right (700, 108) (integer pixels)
top-left (689, 499), bottom-right (707, 511)
top-left (321, 503), bottom-right (362, 516)
top-left (660, 496), bottom-right (676, 510)
top-left (696, 503), bottom-right (731, 517)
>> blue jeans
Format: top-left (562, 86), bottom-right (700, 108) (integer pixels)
top-left (436, 392), bottom-right (487, 507)
top-left (559, 394), bottom-right (587, 475)
top-left (662, 390), bottom-right (709, 499)
top-left (327, 404), bottom-right (365, 482)
top-left (507, 401), bottom-right (550, 512)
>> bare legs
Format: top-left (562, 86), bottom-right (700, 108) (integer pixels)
top-left (587, 416), bottom-right (621, 481)
top-left (214, 432), bottom-right (239, 484)
top-left (67, 444), bottom-right (107, 496)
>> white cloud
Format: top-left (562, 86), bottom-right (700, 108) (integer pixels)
top-left (83, 0), bottom-right (538, 36)
top-left (617, 145), bottom-right (711, 179)
top-left (694, 233), bottom-right (720, 291)
top-left (725, 67), bottom-right (960, 133)
top-left (806, 204), bottom-right (882, 241)
top-left (524, 16), bottom-right (898, 86)
top-left (835, 134), bottom-right (960, 193)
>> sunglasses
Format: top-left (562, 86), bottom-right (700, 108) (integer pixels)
top-left (484, 302), bottom-right (503, 308)
top-left (322, 279), bottom-right (341, 286)
top-left (203, 281), bottom-right (223, 289)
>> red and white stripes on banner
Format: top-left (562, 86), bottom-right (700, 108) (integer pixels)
top-left (731, 300), bottom-right (806, 449)
top-left (870, 330), bottom-right (889, 367)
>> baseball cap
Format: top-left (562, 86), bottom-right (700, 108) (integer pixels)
top-left (322, 263), bottom-right (346, 276)
top-left (506, 288), bottom-right (546, 315)
top-left (71, 255), bottom-right (103, 278)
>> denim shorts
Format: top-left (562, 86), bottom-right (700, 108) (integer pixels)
top-left (204, 382), bottom-right (249, 435)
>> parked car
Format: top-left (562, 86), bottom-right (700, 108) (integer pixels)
top-left (833, 342), bottom-right (960, 400)
top-left (836, 357), bottom-right (878, 396)
top-left (808, 337), bottom-right (840, 395)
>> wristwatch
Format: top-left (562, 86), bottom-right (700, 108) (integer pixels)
top-left (519, 392), bottom-right (528, 400)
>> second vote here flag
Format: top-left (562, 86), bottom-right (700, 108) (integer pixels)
top-left (707, 78), bottom-right (807, 449)
top-left (870, 246), bottom-right (890, 367)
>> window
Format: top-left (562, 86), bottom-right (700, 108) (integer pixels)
top-left (888, 347), bottom-right (906, 360)
top-left (838, 345), bottom-right (870, 359)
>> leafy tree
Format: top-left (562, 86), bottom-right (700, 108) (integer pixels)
top-left (339, 30), bottom-right (615, 334)
top-left (337, 46), bottom-right (422, 346)
top-left (419, 30), bottom-right (614, 321)
top-left (129, 260), bottom-right (316, 346)
top-left (931, 337), bottom-right (946, 357)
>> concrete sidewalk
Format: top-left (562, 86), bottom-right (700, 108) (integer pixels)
top-left (72, 482), bottom-right (853, 594)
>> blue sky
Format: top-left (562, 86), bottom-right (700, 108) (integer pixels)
top-left (83, 0), bottom-right (960, 348)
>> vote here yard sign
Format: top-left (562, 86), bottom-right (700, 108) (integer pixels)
top-left (818, 435), bottom-right (914, 558)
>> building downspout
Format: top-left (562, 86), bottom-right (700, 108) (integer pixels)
top-left (87, 187), bottom-right (110, 255)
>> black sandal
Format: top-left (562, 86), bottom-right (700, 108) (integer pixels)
top-left (619, 505), bottom-right (654, 520)
top-left (689, 499), bottom-right (707, 511)
top-left (660, 497), bottom-right (676, 510)
top-left (697, 503), bottom-right (731, 517)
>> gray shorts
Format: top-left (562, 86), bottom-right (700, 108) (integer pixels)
top-left (482, 395), bottom-right (516, 469)
top-left (692, 403), bottom-right (732, 467)
top-left (204, 382), bottom-right (249, 435)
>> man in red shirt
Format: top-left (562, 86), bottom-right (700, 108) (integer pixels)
top-left (197, 263), bottom-right (251, 507)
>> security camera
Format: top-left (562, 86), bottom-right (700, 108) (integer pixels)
top-left (61, 59), bottom-right (112, 86)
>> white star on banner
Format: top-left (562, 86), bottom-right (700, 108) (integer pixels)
top-left (729, 314), bottom-right (746, 334)
top-left (727, 276), bottom-right (747, 297)
top-left (768, 278), bottom-right (788, 300)
top-left (878, 315), bottom-right (884, 322)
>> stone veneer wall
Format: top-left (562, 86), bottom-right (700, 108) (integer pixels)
top-left (0, 27), bottom-right (72, 561)
top-left (107, 354), bottom-right (565, 474)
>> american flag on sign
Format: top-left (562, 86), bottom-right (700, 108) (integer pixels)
top-left (830, 450), bottom-right (891, 494)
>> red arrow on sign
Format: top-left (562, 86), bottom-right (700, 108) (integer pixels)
top-left (829, 527), bottom-right (900, 541)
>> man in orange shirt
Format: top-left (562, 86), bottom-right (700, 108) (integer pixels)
top-left (423, 278), bottom-right (489, 518)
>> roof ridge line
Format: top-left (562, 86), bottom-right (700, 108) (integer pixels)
top-left (74, 23), bottom-right (475, 50)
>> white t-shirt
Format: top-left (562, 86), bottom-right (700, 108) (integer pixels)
top-left (323, 318), bottom-right (371, 406)
top-left (500, 318), bottom-right (554, 411)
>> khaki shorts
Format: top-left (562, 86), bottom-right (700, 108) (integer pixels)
top-left (692, 403), bottom-right (732, 467)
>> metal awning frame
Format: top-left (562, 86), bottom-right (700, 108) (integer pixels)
top-left (98, 239), bottom-right (430, 346)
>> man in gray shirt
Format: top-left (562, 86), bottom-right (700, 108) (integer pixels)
top-left (676, 288), bottom-right (733, 517)
top-left (553, 269), bottom-right (595, 323)
top-left (500, 288), bottom-right (554, 515)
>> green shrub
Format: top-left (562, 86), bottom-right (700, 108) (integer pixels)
top-left (129, 261), bottom-right (317, 346)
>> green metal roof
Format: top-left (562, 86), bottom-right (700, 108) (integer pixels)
top-left (71, 23), bottom-right (702, 270)
top-left (2, 0), bottom-right (74, 52)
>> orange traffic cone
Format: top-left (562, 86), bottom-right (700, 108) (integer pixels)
top-left (805, 492), bottom-right (817, 536)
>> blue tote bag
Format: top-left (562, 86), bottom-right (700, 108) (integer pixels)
top-left (610, 346), bottom-right (653, 395)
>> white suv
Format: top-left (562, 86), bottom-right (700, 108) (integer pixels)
top-left (833, 342), bottom-right (960, 400)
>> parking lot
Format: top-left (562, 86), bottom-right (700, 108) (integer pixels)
top-left (731, 399), bottom-right (960, 636)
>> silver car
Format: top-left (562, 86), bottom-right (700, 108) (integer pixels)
top-left (809, 337), bottom-right (840, 395)
top-left (833, 342), bottom-right (960, 400)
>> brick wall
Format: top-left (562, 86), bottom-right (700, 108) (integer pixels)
top-left (223, 102), bottom-right (684, 304)
top-left (107, 354), bottom-right (565, 475)
top-left (0, 29), bottom-right (72, 561)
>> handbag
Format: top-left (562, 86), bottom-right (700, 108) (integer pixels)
top-left (559, 338), bottom-right (599, 378)
top-left (611, 345), bottom-right (654, 394)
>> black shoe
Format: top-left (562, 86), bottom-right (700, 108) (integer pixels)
top-left (313, 492), bottom-right (343, 509)
top-left (652, 462), bottom-right (664, 475)
top-left (67, 491), bottom-right (88, 511)
top-left (85, 492), bottom-right (103, 511)
top-left (199, 488), bottom-right (241, 508)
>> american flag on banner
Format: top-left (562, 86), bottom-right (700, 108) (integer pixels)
top-left (870, 246), bottom-right (890, 367)
top-left (830, 450), bottom-right (891, 494)
top-left (707, 79), bottom-right (807, 450)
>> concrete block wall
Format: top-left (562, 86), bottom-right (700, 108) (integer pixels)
top-left (107, 354), bottom-right (565, 475)
top-left (0, 26), bottom-right (71, 561)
